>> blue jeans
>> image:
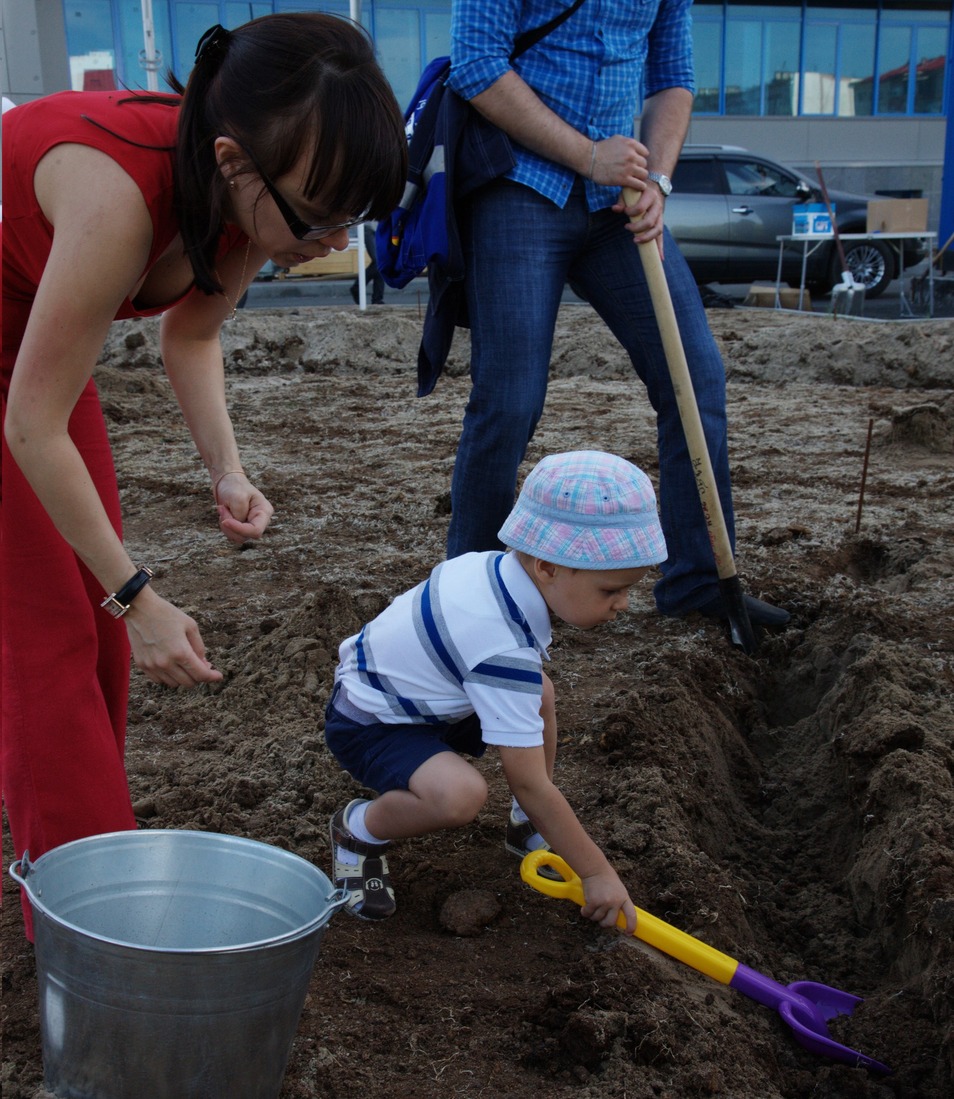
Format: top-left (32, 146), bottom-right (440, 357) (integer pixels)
top-left (448, 179), bottom-right (735, 617)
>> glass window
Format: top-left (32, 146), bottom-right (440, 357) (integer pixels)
top-left (724, 6), bottom-right (799, 116)
top-left (724, 158), bottom-right (801, 198)
top-left (171, 2), bottom-right (219, 81)
top-left (372, 4), bottom-right (451, 111)
top-left (671, 157), bottom-right (721, 195)
top-left (375, 8), bottom-right (422, 112)
top-left (877, 24), bottom-right (912, 113)
top-left (724, 17), bottom-right (763, 114)
top-left (274, 0), bottom-right (346, 9)
top-left (225, 4), bottom-right (272, 25)
top-left (913, 26), bottom-right (947, 114)
top-left (840, 23), bottom-right (876, 117)
top-left (763, 19), bottom-right (800, 116)
top-left (803, 22), bottom-right (837, 113)
top-left (423, 7), bottom-right (451, 62)
top-left (690, 5), bottom-right (723, 114)
top-left (117, 0), bottom-right (171, 91)
top-left (63, 0), bottom-right (116, 91)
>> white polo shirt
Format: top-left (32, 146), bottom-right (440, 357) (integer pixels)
top-left (334, 551), bottom-right (552, 748)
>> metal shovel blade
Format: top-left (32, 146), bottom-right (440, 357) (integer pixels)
top-left (521, 851), bottom-right (891, 1074)
top-left (831, 272), bottom-right (866, 317)
top-left (716, 574), bottom-right (759, 655)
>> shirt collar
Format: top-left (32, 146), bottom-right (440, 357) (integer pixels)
top-left (498, 551), bottom-right (552, 659)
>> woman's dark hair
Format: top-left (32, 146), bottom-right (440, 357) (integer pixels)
top-left (173, 13), bottom-right (407, 293)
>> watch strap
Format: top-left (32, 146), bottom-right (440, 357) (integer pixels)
top-left (101, 566), bottom-right (154, 618)
top-left (648, 171), bottom-right (672, 196)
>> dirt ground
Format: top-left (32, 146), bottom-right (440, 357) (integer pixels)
top-left (2, 300), bottom-right (953, 1099)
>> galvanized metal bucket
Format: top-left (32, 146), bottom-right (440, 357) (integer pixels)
top-left (10, 829), bottom-right (347, 1099)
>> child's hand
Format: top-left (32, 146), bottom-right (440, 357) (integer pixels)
top-left (580, 869), bottom-right (637, 934)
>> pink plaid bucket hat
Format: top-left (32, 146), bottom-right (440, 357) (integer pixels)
top-left (498, 451), bottom-right (667, 570)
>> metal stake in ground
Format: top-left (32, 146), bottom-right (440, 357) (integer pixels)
top-left (626, 207), bottom-right (758, 655)
top-left (855, 417), bottom-right (875, 533)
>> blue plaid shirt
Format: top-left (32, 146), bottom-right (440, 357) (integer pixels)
top-left (449, 0), bottom-right (695, 211)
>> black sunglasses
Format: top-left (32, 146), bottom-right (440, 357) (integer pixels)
top-left (230, 140), bottom-right (367, 241)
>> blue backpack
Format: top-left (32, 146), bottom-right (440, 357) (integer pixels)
top-left (375, 58), bottom-right (514, 289)
top-left (376, 58), bottom-right (455, 288)
top-left (376, 0), bottom-right (587, 291)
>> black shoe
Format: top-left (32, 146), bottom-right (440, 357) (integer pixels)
top-left (694, 592), bottom-right (790, 627)
top-left (505, 813), bottom-right (562, 881)
top-left (330, 800), bottom-right (396, 920)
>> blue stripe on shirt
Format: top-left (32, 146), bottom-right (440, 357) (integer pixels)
top-left (492, 554), bottom-right (537, 651)
top-left (355, 625), bottom-right (440, 723)
top-left (419, 571), bottom-right (467, 685)
top-left (471, 657), bottom-right (542, 692)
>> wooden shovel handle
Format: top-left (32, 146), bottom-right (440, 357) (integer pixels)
top-left (624, 189), bottom-right (736, 580)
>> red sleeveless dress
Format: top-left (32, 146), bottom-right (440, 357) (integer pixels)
top-left (2, 92), bottom-right (211, 938)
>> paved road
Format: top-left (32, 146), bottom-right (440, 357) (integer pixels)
top-left (243, 274), bottom-right (952, 321)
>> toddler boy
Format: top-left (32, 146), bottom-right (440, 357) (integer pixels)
top-left (325, 450), bottom-right (667, 930)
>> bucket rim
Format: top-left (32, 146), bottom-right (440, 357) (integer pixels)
top-left (10, 829), bottom-right (348, 955)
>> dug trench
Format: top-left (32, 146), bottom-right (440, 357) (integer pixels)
top-left (2, 305), bottom-right (952, 1099)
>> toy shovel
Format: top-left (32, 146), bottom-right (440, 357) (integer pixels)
top-left (521, 851), bottom-right (890, 1074)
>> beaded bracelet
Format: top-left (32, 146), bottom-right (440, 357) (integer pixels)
top-left (212, 469), bottom-right (245, 503)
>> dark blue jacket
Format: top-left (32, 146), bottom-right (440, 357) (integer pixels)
top-left (415, 84), bottom-right (515, 397)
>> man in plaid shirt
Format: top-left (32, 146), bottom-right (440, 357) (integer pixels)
top-left (445, 0), bottom-right (790, 629)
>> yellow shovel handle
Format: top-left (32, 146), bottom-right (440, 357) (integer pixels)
top-left (521, 850), bottom-right (738, 986)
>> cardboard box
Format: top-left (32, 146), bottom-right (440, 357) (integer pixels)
top-left (279, 250), bottom-right (368, 279)
top-left (793, 204), bottom-right (833, 235)
top-left (866, 198), bottom-right (929, 234)
top-left (744, 284), bottom-right (813, 311)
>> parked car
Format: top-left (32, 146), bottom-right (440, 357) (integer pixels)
top-left (667, 145), bottom-right (926, 298)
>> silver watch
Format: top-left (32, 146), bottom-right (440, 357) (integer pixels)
top-left (648, 171), bottom-right (672, 197)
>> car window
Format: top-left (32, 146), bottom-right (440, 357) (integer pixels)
top-left (724, 160), bottom-right (801, 198)
top-left (671, 158), bottom-right (721, 194)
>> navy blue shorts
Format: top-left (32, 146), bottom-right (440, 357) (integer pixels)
top-left (324, 688), bottom-right (485, 794)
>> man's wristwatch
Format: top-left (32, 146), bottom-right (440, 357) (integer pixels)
top-left (101, 566), bottom-right (154, 618)
top-left (648, 171), bottom-right (673, 197)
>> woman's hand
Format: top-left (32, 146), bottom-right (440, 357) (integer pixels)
top-left (124, 587), bottom-right (222, 688)
top-left (212, 470), bottom-right (274, 544)
top-left (580, 868), bottom-right (637, 935)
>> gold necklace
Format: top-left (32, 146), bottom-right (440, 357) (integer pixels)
top-left (220, 239), bottom-right (252, 321)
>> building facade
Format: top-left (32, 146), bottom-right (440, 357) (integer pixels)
top-left (2, 1), bottom-right (952, 233)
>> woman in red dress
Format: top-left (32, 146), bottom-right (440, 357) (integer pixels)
top-left (1, 13), bottom-right (407, 938)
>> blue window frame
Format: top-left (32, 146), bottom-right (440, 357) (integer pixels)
top-left (689, 1), bottom-right (949, 117)
top-left (58, 1), bottom-right (951, 118)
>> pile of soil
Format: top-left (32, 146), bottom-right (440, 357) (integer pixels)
top-left (3, 303), bottom-right (952, 1099)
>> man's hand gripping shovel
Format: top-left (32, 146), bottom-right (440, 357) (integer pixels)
top-left (521, 851), bottom-right (891, 1074)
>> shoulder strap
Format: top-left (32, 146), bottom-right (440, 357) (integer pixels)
top-left (512, 0), bottom-right (588, 62)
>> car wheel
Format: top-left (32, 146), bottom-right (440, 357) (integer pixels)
top-left (835, 239), bottom-right (894, 298)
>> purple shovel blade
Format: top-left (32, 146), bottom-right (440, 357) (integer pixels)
top-left (731, 965), bottom-right (891, 1074)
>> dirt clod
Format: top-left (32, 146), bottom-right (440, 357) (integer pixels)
top-left (438, 889), bottom-right (502, 936)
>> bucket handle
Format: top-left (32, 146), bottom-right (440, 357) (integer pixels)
top-left (8, 851), bottom-right (37, 901)
top-left (262, 886), bottom-right (350, 947)
top-left (327, 886), bottom-right (350, 914)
